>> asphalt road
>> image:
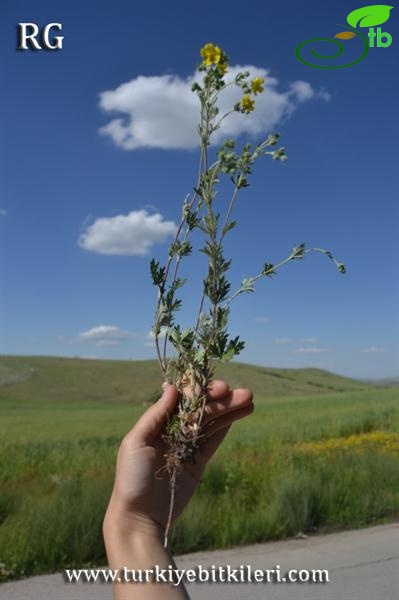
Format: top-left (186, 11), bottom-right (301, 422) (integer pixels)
top-left (1, 523), bottom-right (398, 600)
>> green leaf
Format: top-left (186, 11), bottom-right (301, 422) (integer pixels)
top-left (221, 336), bottom-right (245, 362)
top-left (171, 278), bottom-right (187, 292)
top-left (291, 243), bottom-right (306, 259)
top-left (169, 240), bottom-right (192, 258)
top-left (156, 298), bottom-right (173, 328)
top-left (168, 325), bottom-right (181, 346)
top-left (240, 277), bottom-right (256, 294)
top-left (216, 275), bottom-right (231, 303)
top-left (222, 220), bottom-right (237, 236)
top-left (209, 332), bottom-right (228, 359)
top-left (222, 139), bottom-right (235, 149)
top-left (272, 147), bottom-right (288, 162)
top-left (324, 250), bottom-right (333, 260)
top-left (347, 5), bottom-right (393, 28)
top-left (216, 306), bottom-right (230, 329)
top-left (221, 346), bottom-right (236, 362)
top-left (185, 211), bottom-right (200, 231)
top-left (265, 133), bottom-right (280, 146)
top-left (150, 259), bottom-right (166, 289)
top-left (178, 241), bottom-right (192, 257)
top-left (237, 175), bottom-right (249, 188)
top-left (179, 328), bottom-right (195, 351)
top-left (262, 262), bottom-right (276, 277)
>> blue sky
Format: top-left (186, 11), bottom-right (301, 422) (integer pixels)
top-left (0, 0), bottom-right (397, 379)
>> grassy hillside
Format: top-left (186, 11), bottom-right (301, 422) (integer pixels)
top-left (1, 355), bottom-right (397, 582)
top-left (0, 355), bottom-right (370, 406)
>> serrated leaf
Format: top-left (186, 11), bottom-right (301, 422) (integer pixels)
top-left (347, 5), bottom-right (393, 28)
top-left (222, 220), bottom-right (237, 236)
top-left (262, 262), bottom-right (276, 277)
top-left (221, 346), bottom-right (236, 362)
top-left (149, 259), bottom-right (166, 289)
top-left (335, 31), bottom-right (356, 39)
top-left (240, 277), bottom-right (255, 293)
top-left (171, 277), bottom-right (187, 292)
top-left (291, 242), bottom-right (306, 259)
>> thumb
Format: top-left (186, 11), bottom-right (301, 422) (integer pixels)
top-left (132, 384), bottom-right (179, 445)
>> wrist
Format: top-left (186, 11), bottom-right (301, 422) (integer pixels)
top-left (103, 494), bottom-right (174, 580)
top-left (103, 494), bottom-right (164, 545)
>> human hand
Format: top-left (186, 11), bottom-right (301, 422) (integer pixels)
top-left (105, 380), bottom-right (254, 535)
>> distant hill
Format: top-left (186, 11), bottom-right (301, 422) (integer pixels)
top-left (363, 377), bottom-right (399, 387)
top-left (0, 355), bottom-right (373, 405)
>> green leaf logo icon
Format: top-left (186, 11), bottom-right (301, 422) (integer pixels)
top-left (347, 5), bottom-right (393, 28)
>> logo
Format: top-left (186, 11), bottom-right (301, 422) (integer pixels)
top-left (296, 5), bottom-right (393, 69)
top-left (17, 23), bottom-right (64, 51)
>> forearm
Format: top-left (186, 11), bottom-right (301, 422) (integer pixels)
top-left (103, 496), bottom-right (190, 600)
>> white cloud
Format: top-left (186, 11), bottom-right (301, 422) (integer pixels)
top-left (274, 336), bottom-right (318, 344)
top-left (254, 317), bottom-right (269, 323)
top-left (145, 327), bottom-right (168, 347)
top-left (99, 66), bottom-right (328, 150)
top-left (318, 90), bottom-right (332, 102)
top-left (360, 346), bottom-right (386, 353)
top-left (78, 209), bottom-right (177, 256)
top-left (293, 347), bottom-right (331, 354)
top-left (78, 325), bottom-right (132, 347)
top-left (0, 208), bottom-right (7, 216)
top-left (288, 81), bottom-right (314, 102)
top-left (147, 327), bottom-right (167, 340)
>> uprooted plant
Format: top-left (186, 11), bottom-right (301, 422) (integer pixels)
top-left (149, 43), bottom-right (346, 546)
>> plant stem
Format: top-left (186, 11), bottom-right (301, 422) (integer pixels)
top-left (305, 247), bottom-right (343, 269)
top-left (155, 102), bottom-right (207, 372)
top-left (163, 469), bottom-right (176, 548)
top-left (220, 186), bottom-right (239, 241)
top-left (225, 246), bottom-right (344, 307)
top-left (154, 321), bottom-right (166, 376)
top-left (161, 150), bottom-right (205, 363)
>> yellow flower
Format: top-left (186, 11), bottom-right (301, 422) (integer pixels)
top-left (218, 61), bottom-right (228, 74)
top-left (293, 430), bottom-right (399, 456)
top-left (251, 77), bottom-right (265, 95)
top-left (200, 43), bottom-right (222, 66)
top-left (241, 95), bottom-right (255, 112)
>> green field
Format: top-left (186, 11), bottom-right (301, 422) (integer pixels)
top-left (0, 355), bottom-right (398, 581)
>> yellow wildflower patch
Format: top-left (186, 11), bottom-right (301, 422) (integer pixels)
top-left (294, 431), bottom-right (399, 456)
